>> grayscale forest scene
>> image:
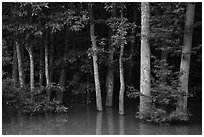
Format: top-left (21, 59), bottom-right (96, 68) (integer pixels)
top-left (2, 2), bottom-right (202, 135)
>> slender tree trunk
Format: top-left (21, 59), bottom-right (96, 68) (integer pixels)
top-left (15, 41), bottom-right (25, 87)
top-left (88, 3), bottom-right (103, 111)
top-left (49, 33), bottom-right (54, 83)
top-left (45, 32), bottom-right (51, 103)
top-left (106, 2), bottom-right (116, 107)
top-left (25, 43), bottom-right (34, 102)
top-left (140, 2), bottom-right (151, 117)
top-left (12, 45), bottom-right (18, 85)
top-left (177, 3), bottom-right (195, 119)
top-left (57, 25), bottom-right (70, 103)
top-left (119, 7), bottom-right (125, 115)
top-left (86, 74), bottom-right (91, 104)
top-left (39, 41), bottom-right (44, 86)
top-left (119, 43), bottom-right (125, 115)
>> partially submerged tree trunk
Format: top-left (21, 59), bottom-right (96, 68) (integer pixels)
top-left (49, 33), bottom-right (54, 83)
top-left (177, 3), bottom-right (195, 119)
top-left (106, 2), bottom-right (116, 107)
top-left (88, 3), bottom-right (103, 111)
top-left (15, 41), bottom-right (25, 88)
top-left (119, 43), bottom-right (125, 115)
top-left (12, 45), bottom-right (18, 85)
top-left (140, 2), bottom-right (151, 117)
top-left (45, 32), bottom-right (51, 103)
top-left (39, 40), bottom-right (44, 86)
top-left (57, 25), bottom-right (70, 103)
top-left (25, 43), bottom-right (34, 102)
top-left (119, 7), bottom-right (125, 115)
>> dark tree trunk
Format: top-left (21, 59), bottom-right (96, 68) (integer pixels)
top-left (88, 3), bottom-right (103, 111)
top-left (57, 25), bottom-right (71, 103)
top-left (106, 2), bottom-right (116, 107)
top-left (177, 3), bottom-right (195, 120)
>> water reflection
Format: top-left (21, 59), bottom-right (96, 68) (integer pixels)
top-left (96, 112), bottom-right (103, 135)
top-left (119, 116), bottom-right (125, 135)
top-left (2, 105), bottom-right (202, 135)
top-left (106, 108), bottom-right (114, 134)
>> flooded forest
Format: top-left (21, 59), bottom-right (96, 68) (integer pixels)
top-left (2, 2), bottom-right (202, 135)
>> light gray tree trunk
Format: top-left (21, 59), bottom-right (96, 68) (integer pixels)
top-left (139, 2), bottom-right (151, 117)
top-left (39, 41), bottom-right (44, 86)
top-left (119, 7), bottom-right (125, 115)
top-left (177, 3), bottom-right (195, 119)
top-left (49, 33), bottom-right (54, 83)
top-left (106, 2), bottom-right (116, 107)
top-left (25, 43), bottom-right (34, 102)
top-left (15, 41), bottom-right (25, 87)
top-left (119, 44), bottom-right (125, 115)
top-left (12, 45), bottom-right (18, 85)
top-left (45, 32), bottom-right (51, 103)
top-left (88, 3), bottom-right (103, 111)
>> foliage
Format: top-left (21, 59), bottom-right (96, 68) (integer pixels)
top-left (2, 78), bottom-right (68, 115)
top-left (127, 57), bottom-right (190, 123)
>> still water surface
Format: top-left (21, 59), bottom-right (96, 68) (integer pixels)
top-left (2, 104), bottom-right (202, 135)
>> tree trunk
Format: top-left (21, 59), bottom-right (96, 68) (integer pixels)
top-left (39, 41), bottom-right (44, 86)
top-left (88, 3), bottom-right (103, 111)
top-left (57, 25), bottom-right (70, 103)
top-left (140, 2), bottom-right (151, 117)
top-left (45, 32), bottom-right (51, 103)
top-left (12, 45), bottom-right (18, 85)
top-left (118, 6), bottom-right (125, 115)
top-left (119, 44), bottom-right (125, 115)
top-left (25, 43), bottom-right (35, 102)
top-left (49, 33), bottom-right (54, 83)
top-left (106, 2), bottom-right (116, 107)
top-left (15, 41), bottom-right (25, 87)
top-left (177, 3), bottom-right (195, 119)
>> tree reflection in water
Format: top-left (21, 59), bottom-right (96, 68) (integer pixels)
top-left (2, 105), bottom-right (202, 135)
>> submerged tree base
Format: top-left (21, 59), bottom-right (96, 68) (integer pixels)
top-left (136, 107), bottom-right (190, 125)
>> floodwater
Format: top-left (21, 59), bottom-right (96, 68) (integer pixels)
top-left (2, 104), bottom-right (202, 135)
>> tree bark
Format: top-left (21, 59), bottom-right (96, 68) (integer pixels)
top-left (25, 43), bottom-right (34, 102)
top-left (140, 2), bottom-right (151, 117)
top-left (15, 41), bottom-right (25, 87)
top-left (39, 41), bottom-right (44, 86)
top-left (49, 33), bottom-right (54, 83)
top-left (119, 44), bottom-right (125, 115)
top-left (12, 45), bottom-right (18, 85)
top-left (106, 2), bottom-right (116, 107)
top-left (88, 3), bottom-right (103, 111)
top-left (57, 25), bottom-right (70, 103)
top-left (45, 32), bottom-right (51, 103)
top-left (119, 6), bottom-right (125, 115)
top-left (177, 3), bottom-right (195, 119)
